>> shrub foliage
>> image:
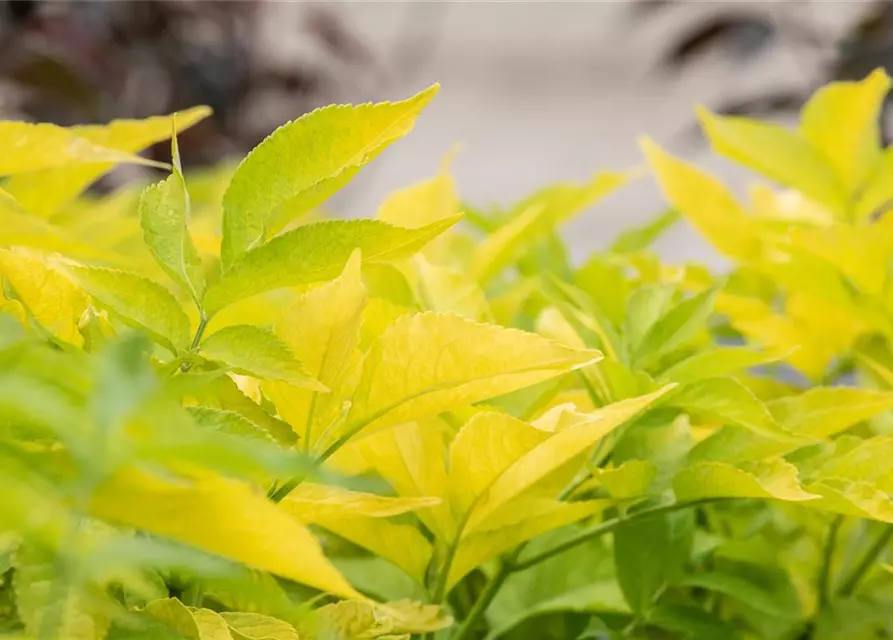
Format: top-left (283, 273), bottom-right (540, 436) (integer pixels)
top-left (2, 73), bottom-right (893, 639)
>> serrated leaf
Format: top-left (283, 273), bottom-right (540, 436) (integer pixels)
top-left (63, 264), bottom-right (190, 353)
top-left (640, 138), bottom-right (762, 260)
top-left (802, 479), bottom-right (893, 522)
top-left (341, 312), bottom-right (602, 443)
top-left (4, 107), bottom-right (210, 218)
top-left (139, 130), bottom-right (205, 305)
top-left (0, 248), bottom-right (88, 346)
top-left (221, 85), bottom-right (439, 267)
top-left (91, 469), bottom-right (360, 599)
top-left (220, 612), bottom-right (298, 640)
top-left (469, 172), bottom-right (626, 283)
top-left (0, 122), bottom-right (168, 176)
top-left (264, 250), bottom-right (366, 448)
top-left (697, 107), bottom-right (847, 214)
top-left (186, 407), bottom-right (275, 443)
top-left (770, 387), bottom-right (893, 439)
top-left (200, 325), bottom-right (325, 390)
top-left (818, 435), bottom-right (893, 491)
top-left (800, 68), bottom-right (890, 196)
top-left (672, 460), bottom-right (817, 501)
top-left (205, 217), bottom-right (458, 315)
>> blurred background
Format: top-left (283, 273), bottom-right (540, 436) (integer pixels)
top-left (0, 0), bottom-right (888, 264)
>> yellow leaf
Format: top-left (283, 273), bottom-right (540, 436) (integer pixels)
top-left (640, 138), bottom-right (762, 260)
top-left (414, 256), bottom-right (492, 322)
top-left (265, 251), bottom-right (366, 449)
top-left (594, 460), bottom-right (657, 500)
top-left (697, 107), bottom-right (847, 215)
top-left (802, 479), bottom-right (893, 523)
top-left (469, 172), bottom-right (626, 283)
top-left (345, 421), bottom-right (455, 541)
top-left (464, 388), bottom-right (673, 531)
top-left (341, 313), bottom-right (601, 444)
top-left (800, 68), bottom-right (890, 196)
top-left (220, 612), bottom-right (299, 640)
top-left (282, 483), bottom-right (440, 520)
top-left (3, 107), bottom-right (210, 218)
top-left (448, 499), bottom-right (607, 589)
top-left (0, 248), bottom-right (88, 346)
top-left (91, 469), bottom-right (360, 599)
top-left (673, 460), bottom-right (817, 502)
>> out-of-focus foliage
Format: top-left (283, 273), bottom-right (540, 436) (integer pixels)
top-left (2, 70), bottom-right (893, 640)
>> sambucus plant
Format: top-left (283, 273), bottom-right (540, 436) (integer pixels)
top-left (2, 72), bottom-right (893, 640)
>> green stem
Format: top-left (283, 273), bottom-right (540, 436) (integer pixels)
top-left (451, 556), bottom-right (515, 640)
top-left (190, 313), bottom-right (209, 350)
top-left (817, 515), bottom-right (843, 609)
top-left (838, 524), bottom-right (893, 597)
top-left (509, 499), bottom-right (722, 573)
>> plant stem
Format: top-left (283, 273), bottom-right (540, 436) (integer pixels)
top-left (190, 313), bottom-right (209, 350)
top-left (510, 498), bottom-right (722, 573)
top-left (838, 524), bottom-right (893, 597)
top-left (817, 515), bottom-right (843, 609)
top-left (451, 557), bottom-right (514, 640)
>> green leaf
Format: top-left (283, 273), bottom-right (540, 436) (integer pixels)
top-left (63, 264), bottom-right (191, 354)
top-left (342, 312), bottom-right (602, 441)
top-left (185, 407), bottom-right (275, 443)
top-left (609, 209), bottom-right (679, 253)
top-left (672, 460), bottom-right (817, 501)
top-left (139, 129), bottom-right (205, 305)
top-left (204, 217), bottom-right (459, 316)
top-left (697, 107), bottom-right (847, 215)
top-left (658, 346), bottom-right (782, 384)
top-left (613, 510), bottom-right (693, 615)
top-left (678, 563), bottom-right (801, 619)
top-left (220, 85), bottom-right (439, 268)
top-left (200, 325), bottom-right (325, 390)
top-left (800, 68), bottom-right (891, 196)
top-left (623, 283), bottom-right (675, 355)
top-left (220, 612), bottom-right (299, 640)
top-left (469, 172), bottom-right (626, 283)
top-left (632, 286), bottom-right (719, 370)
top-left (667, 378), bottom-right (803, 441)
top-left (594, 460), bottom-right (657, 500)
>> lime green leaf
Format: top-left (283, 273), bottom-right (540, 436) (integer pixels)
top-left (143, 598), bottom-right (205, 639)
top-left (610, 209), bottom-right (679, 253)
top-left (220, 612), bottom-right (298, 640)
top-left (377, 151), bottom-right (459, 229)
top-left (633, 286), bottom-right (719, 370)
top-left (855, 146), bottom-right (893, 219)
top-left (0, 248), bottom-right (88, 346)
top-left (463, 388), bottom-right (674, 532)
top-left (668, 378), bottom-right (803, 441)
top-left (614, 510), bottom-right (693, 615)
top-left (14, 544), bottom-right (110, 640)
top-left (769, 387), bottom-right (893, 439)
top-left (265, 250), bottom-right (366, 448)
top-left (63, 264), bottom-right (191, 354)
top-left (185, 407), bottom-right (275, 443)
top-left (623, 283), bottom-right (675, 354)
top-left (415, 256), bottom-right (492, 321)
top-left (91, 469), bottom-right (360, 599)
top-left (139, 130), bottom-right (205, 305)
top-left (697, 107), bottom-right (847, 214)
top-left (449, 499), bottom-right (607, 589)
top-left (311, 599), bottom-right (449, 639)
top-left (658, 346), bottom-right (782, 384)
top-left (201, 325), bottom-right (325, 390)
top-left (594, 460), bottom-right (657, 500)
top-left (4, 107), bottom-right (210, 218)
top-left (469, 172), bottom-right (626, 283)
top-left (818, 435), bottom-right (893, 491)
top-left (640, 138), bottom-right (762, 260)
top-left (678, 566), bottom-right (801, 619)
top-left (800, 479), bottom-right (893, 522)
top-left (220, 85), bottom-right (439, 267)
top-left (342, 312), bottom-right (602, 441)
top-left (204, 217), bottom-right (458, 316)
top-left (0, 122), bottom-right (168, 176)
top-left (673, 460), bottom-right (817, 501)
top-left (800, 69), bottom-right (891, 195)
